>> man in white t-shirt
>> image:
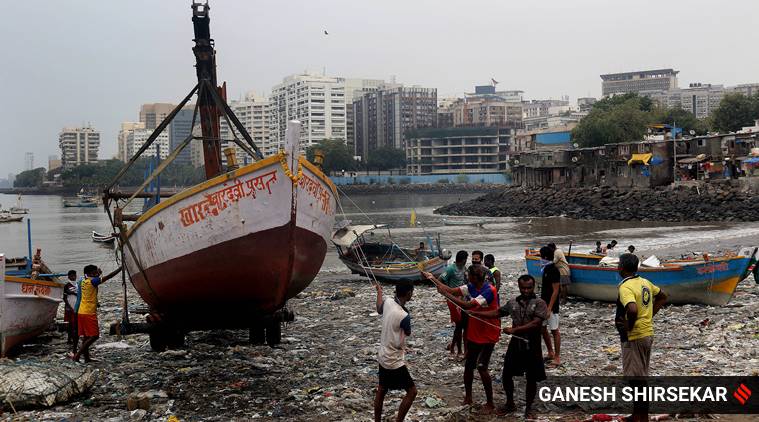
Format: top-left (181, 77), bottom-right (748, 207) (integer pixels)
top-left (374, 280), bottom-right (417, 422)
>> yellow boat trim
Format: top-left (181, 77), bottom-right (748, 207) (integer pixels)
top-left (128, 155), bottom-right (281, 237)
top-left (708, 276), bottom-right (740, 294)
top-left (127, 155), bottom-right (339, 238)
top-left (301, 158), bottom-right (338, 195)
top-left (4, 276), bottom-right (62, 287)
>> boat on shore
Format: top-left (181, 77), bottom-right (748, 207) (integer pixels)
top-left (524, 248), bottom-right (757, 306)
top-left (1, 252), bottom-right (64, 357)
top-left (92, 231), bottom-right (116, 245)
top-left (104, 3), bottom-right (337, 350)
top-left (333, 224), bottom-right (450, 282)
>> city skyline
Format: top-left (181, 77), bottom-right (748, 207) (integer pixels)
top-left (4, 0), bottom-right (758, 174)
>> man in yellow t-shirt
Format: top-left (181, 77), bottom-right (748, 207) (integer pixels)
top-left (615, 253), bottom-right (667, 377)
top-left (73, 264), bottom-right (121, 363)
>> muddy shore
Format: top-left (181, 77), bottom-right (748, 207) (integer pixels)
top-left (5, 264), bottom-right (759, 421)
top-left (435, 184), bottom-right (759, 222)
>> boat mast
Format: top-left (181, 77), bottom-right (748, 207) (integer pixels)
top-left (192, 1), bottom-right (224, 179)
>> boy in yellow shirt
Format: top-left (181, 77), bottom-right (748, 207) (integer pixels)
top-left (73, 265), bottom-right (121, 363)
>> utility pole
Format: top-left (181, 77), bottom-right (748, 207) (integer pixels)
top-left (672, 120), bottom-right (678, 183)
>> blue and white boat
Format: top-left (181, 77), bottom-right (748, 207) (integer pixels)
top-left (524, 249), bottom-right (757, 306)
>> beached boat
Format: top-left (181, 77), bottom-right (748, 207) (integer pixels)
top-left (91, 231), bottom-right (116, 244)
top-left (333, 225), bottom-right (450, 282)
top-left (524, 248), bottom-right (757, 306)
top-left (103, 3), bottom-right (337, 350)
top-left (1, 253), bottom-right (64, 357)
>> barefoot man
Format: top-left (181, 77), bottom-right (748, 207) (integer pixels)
top-left (425, 265), bottom-right (500, 413)
top-left (73, 265), bottom-right (121, 362)
top-left (374, 280), bottom-right (417, 422)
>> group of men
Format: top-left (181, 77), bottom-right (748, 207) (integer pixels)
top-left (374, 246), bottom-right (667, 421)
top-left (62, 265), bottom-right (121, 363)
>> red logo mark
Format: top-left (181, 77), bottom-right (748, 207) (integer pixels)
top-left (733, 384), bottom-right (751, 405)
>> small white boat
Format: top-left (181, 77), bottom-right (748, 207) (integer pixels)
top-left (0, 212), bottom-right (24, 223)
top-left (441, 218), bottom-right (486, 227)
top-left (92, 230), bottom-right (117, 244)
top-left (1, 253), bottom-right (64, 357)
top-left (10, 194), bottom-right (29, 215)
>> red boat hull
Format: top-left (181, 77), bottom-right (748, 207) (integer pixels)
top-left (130, 223), bottom-right (326, 328)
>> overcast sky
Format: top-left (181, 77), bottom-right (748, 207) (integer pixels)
top-left (2, 0), bottom-right (757, 175)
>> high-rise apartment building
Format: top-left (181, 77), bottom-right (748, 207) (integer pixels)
top-left (405, 127), bottom-right (514, 175)
top-left (126, 128), bottom-right (170, 160)
top-left (220, 93), bottom-right (271, 162)
top-left (117, 122), bottom-right (146, 162)
top-left (269, 73), bottom-right (385, 152)
top-left (48, 155), bottom-right (62, 171)
top-left (728, 83), bottom-right (759, 98)
top-left (169, 108), bottom-right (197, 165)
top-left (600, 69), bottom-right (679, 97)
top-left (59, 126), bottom-right (100, 169)
top-left (444, 86), bottom-right (524, 130)
top-left (24, 152), bottom-right (34, 171)
top-left (353, 85), bottom-right (437, 161)
top-left (139, 103), bottom-right (176, 130)
top-left (649, 83), bottom-right (725, 119)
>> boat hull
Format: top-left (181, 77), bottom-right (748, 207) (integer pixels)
top-left (124, 156), bottom-right (336, 327)
top-left (1, 272), bottom-right (63, 357)
top-left (525, 255), bottom-right (751, 306)
top-left (340, 256), bottom-right (449, 283)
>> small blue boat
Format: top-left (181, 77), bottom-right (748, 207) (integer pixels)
top-left (525, 249), bottom-right (756, 306)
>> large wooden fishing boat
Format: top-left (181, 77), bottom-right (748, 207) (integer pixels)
top-left (1, 254), bottom-right (64, 357)
top-left (524, 248), bottom-right (757, 306)
top-left (105, 3), bottom-right (336, 350)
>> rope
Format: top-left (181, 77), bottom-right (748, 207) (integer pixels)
top-left (335, 185), bottom-right (526, 343)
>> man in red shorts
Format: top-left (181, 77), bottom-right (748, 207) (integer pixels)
top-left (73, 265), bottom-right (121, 363)
top-left (425, 265), bottom-right (501, 413)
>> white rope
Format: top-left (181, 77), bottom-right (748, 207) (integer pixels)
top-left (442, 293), bottom-right (529, 343)
top-left (335, 189), bottom-right (381, 286)
top-left (335, 185), bottom-right (415, 262)
top-left (335, 186), bottom-right (526, 343)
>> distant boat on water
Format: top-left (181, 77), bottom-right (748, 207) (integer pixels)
top-left (91, 231), bottom-right (116, 245)
top-left (0, 212), bottom-right (24, 223)
top-left (63, 198), bottom-right (98, 208)
top-left (524, 248), bottom-right (758, 306)
top-left (9, 195), bottom-right (29, 215)
top-left (442, 218), bottom-right (486, 227)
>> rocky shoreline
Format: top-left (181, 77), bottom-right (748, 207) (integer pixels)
top-left (337, 183), bottom-right (503, 195)
top-left (435, 184), bottom-right (759, 222)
